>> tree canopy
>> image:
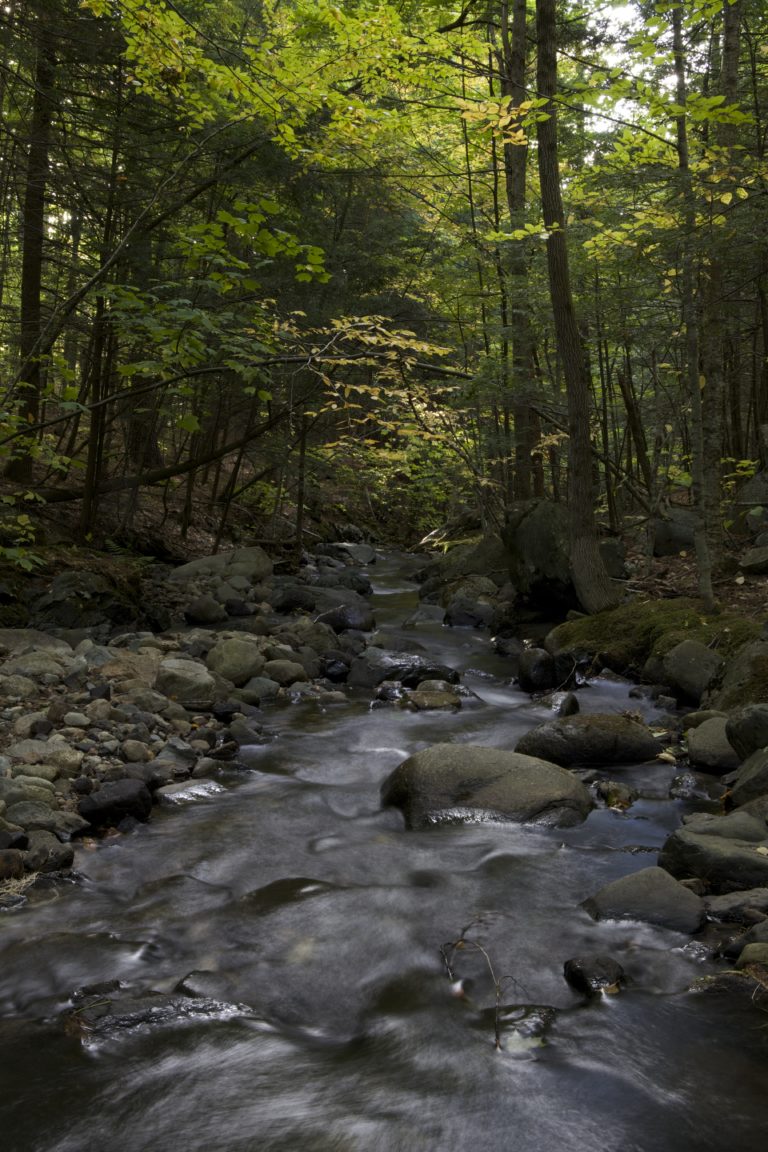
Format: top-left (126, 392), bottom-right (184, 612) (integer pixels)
top-left (0, 0), bottom-right (764, 595)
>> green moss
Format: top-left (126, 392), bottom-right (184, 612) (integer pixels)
top-left (717, 652), bottom-right (768, 710)
top-left (548, 598), bottom-right (764, 674)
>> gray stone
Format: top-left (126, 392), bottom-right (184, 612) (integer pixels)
top-left (704, 888), bottom-right (768, 923)
top-left (582, 866), bottom-right (704, 933)
top-left (0, 651), bottom-right (71, 680)
top-left (9, 763), bottom-right (58, 782)
top-left (0, 628), bottom-right (73, 654)
top-left (121, 740), bottom-right (151, 763)
top-left (205, 638), bottom-right (266, 686)
top-left (736, 943), bottom-right (768, 968)
top-left (739, 546), bottom-right (768, 574)
top-left (515, 714), bottom-right (660, 767)
top-left (237, 676), bottom-right (281, 705)
top-left (653, 506), bottom-right (697, 556)
top-left (183, 595), bottom-right (228, 625)
top-left (659, 810), bottom-right (768, 893)
top-left (155, 658), bottom-right (218, 708)
top-left (686, 717), bottom-right (740, 773)
top-left (168, 546), bottom-right (273, 584)
top-left (314, 602), bottom-right (376, 633)
top-left (0, 674), bottom-right (38, 697)
top-left (263, 659), bottom-right (308, 686)
top-left (405, 689), bottom-right (461, 711)
top-left (23, 830), bottom-right (75, 873)
top-left (381, 743), bottom-right (592, 829)
top-left (662, 640), bottom-right (724, 705)
top-left (726, 705), bottom-right (768, 760)
top-left (705, 640), bottom-right (768, 710)
top-left (5, 801), bottom-right (60, 831)
top-left (63, 712), bottom-right (90, 728)
top-left (729, 750), bottom-right (768, 807)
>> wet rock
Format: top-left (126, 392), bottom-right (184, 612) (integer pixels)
top-left (659, 810), bottom-right (768, 893)
top-left (23, 830), bottom-right (74, 873)
top-left (595, 779), bottom-right (637, 809)
top-left (77, 778), bottom-right (152, 829)
top-left (729, 750), bottom-right (768, 807)
top-left (381, 743), bottom-right (592, 829)
top-left (686, 717), bottom-right (740, 773)
top-left (348, 648), bottom-right (459, 689)
top-left (662, 640), bottom-right (724, 705)
top-left (405, 688), bottom-right (461, 711)
top-left (515, 714), bottom-right (660, 767)
top-left (517, 648), bottom-right (557, 693)
top-left (314, 602), bottom-right (376, 633)
top-left (444, 594), bottom-right (494, 629)
top-left (563, 956), bottom-right (625, 996)
top-left (582, 866), bottom-right (704, 933)
top-left (725, 705), bottom-right (768, 760)
top-left (704, 888), bottom-right (768, 924)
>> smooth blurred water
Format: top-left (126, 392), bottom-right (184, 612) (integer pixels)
top-left (1, 554), bottom-right (766, 1152)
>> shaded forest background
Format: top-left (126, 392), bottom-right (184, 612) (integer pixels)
top-left (0, 0), bottom-right (766, 604)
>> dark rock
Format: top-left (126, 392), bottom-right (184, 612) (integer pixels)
top-left (270, 584), bottom-right (317, 613)
top-left (349, 648), bottom-right (459, 689)
top-left (314, 603), bottom-right (376, 633)
top-left (0, 848), bottom-right (24, 880)
top-left (658, 810), bottom-right (768, 893)
top-left (705, 640), bottom-right (768, 710)
top-left (662, 640), bottom-right (724, 705)
top-left (517, 648), bottom-right (557, 693)
top-left (502, 499), bottom-right (574, 609)
top-left (686, 717), bottom-right (740, 773)
top-left (739, 546), bottom-right (768, 575)
top-left (653, 507), bottom-right (697, 556)
top-left (318, 653), bottom-right (350, 683)
top-left (729, 750), bottom-right (768, 807)
top-left (582, 866), bottom-right (704, 933)
top-left (705, 888), bottom-right (768, 924)
top-left (515, 714), bottom-right (660, 767)
top-left (381, 743), bottom-right (592, 829)
top-left (30, 570), bottom-right (143, 632)
top-left (23, 830), bottom-right (74, 873)
top-left (563, 956), bottom-right (625, 996)
top-left (78, 778), bottom-right (152, 829)
top-left (183, 595), bottom-right (228, 625)
top-left (726, 705), bottom-right (768, 760)
top-left (444, 595), bottom-right (494, 628)
top-left (595, 779), bottom-right (636, 808)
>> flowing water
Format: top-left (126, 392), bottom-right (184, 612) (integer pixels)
top-left (1, 554), bottom-right (766, 1152)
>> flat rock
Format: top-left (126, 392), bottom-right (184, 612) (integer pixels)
top-left (659, 810), bottom-right (768, 893)
top-left (381, 743), bottom-right (592, 829)
top-left (582, 866), bottom-right (704, 933)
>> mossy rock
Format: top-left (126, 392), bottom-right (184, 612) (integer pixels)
top-left (546, 598), bottom-right (762, 677)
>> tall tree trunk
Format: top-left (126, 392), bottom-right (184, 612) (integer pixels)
top-left (6, 8), bottom-right (56, 482)
top-left (672, 5), bottom-right (715, 610)
top-left (535, 0), bottom-right (618, 613)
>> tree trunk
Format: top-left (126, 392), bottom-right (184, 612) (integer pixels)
top-left (6, 9), bottom-right (56, 482)
top-left (535, 0), bottom-right (618, 613)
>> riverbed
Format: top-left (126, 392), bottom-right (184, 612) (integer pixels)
top-left (0, 554), bottom-right (766, 1152)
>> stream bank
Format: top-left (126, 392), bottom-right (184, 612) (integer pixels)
top-left (1, 549), bottom-right (767, 1152)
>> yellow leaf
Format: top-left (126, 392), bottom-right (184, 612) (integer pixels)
top-left (720, 191), bottom-right (733, 205)
top-left (736, 187), bottom-right (749, 199)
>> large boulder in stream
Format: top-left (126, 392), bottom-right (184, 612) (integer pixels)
top-left (381, 744), bottom-right (592, 829)
top-left (582, 866), bottom-right (705, 933)
top-left (515, 714), bottom-right (660, 767)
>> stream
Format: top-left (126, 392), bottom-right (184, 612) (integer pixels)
top-left (1, 553), bottom-right (766, 1152)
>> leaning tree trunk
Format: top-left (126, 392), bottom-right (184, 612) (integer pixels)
top-left (535, 0), bottom-right (618, 613)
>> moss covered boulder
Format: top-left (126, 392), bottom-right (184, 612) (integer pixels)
top-left (546, 598), bottom-right (760, 679)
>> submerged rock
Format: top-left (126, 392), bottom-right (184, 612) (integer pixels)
top-left (381, 743), bottom-right (592, 829)
top-left (563, 955), bottom-right (625, 996)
